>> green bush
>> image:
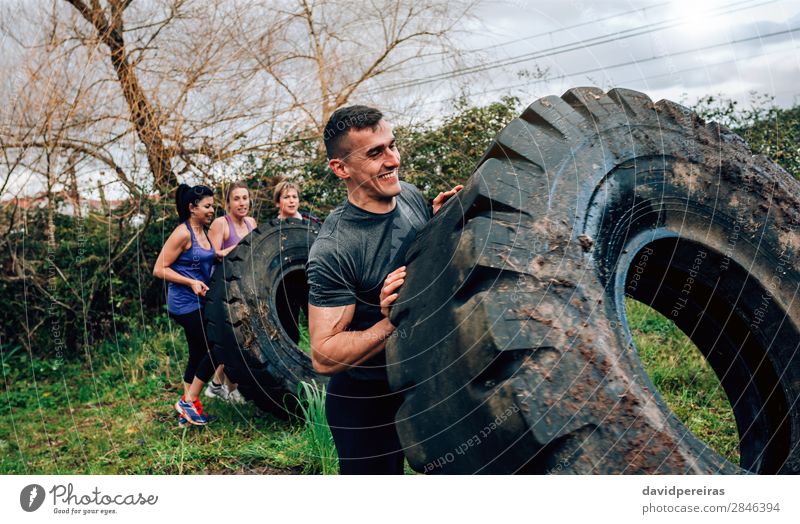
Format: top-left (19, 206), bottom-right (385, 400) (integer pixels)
top-left (694, 93), bottom-right (799, 178)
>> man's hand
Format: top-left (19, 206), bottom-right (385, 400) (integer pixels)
top-left (380, 266), bottom-right (406, 319)
top-left (432, 184), bottom-right (464, 215)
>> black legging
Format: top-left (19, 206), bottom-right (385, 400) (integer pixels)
top-left (170, 309), bottom-right (221, 384)
top-left (325, 372), bottom-right (405, 475)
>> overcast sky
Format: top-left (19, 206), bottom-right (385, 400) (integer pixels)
top-left (2, 0), bottom-right (798, 199)
top-left (391, 0), bottom-right (800, 115)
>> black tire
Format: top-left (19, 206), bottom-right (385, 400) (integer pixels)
top-left (387, 87), bottom-right (800, 474)
top-left (205, 218), bottom-right (322, 417)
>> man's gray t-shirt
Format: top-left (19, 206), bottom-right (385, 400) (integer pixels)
top-left (306, 181), bottom-right (432, 381)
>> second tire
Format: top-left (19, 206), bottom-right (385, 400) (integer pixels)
top-left (205, 218), bottom-right (322, 416)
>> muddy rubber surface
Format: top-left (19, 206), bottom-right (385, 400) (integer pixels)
top-left (205, 218), bottom-right (321, 417)
top-left (386, 87), bottom-right (800, 474)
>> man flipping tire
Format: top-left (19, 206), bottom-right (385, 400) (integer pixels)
top-left (307, 105), bottom-right (462, 474)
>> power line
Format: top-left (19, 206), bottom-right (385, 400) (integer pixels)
top-left (373, 0), bottom-right (775, 93)
top-left (409, 1), bottom-right (672, 69)
top-left (253, 0), bottom-right (775, 132)
top-left (376, 0), bottom-right (771, 92)
top-left (614, 46), bottom-right (800, 92)
top-left (270, 1), bottom-right (675, 116)
top-left (466, 2), bottom-right (671, 54)
top-left (411, 25), bottom-right (800, 109)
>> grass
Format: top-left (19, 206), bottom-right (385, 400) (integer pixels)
top-left (296, 380), bottom-right (338, 474)
top-left (297, 309), bottom-right (311, 354)
top-left (626, 298), bottom-right (740, 464)
top-left (0, 319), bottom-right (310, 474)
top-left (1, 302), bottom-right (742, 474)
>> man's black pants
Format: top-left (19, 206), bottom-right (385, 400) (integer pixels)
top-left (325, 372), bottom-right (405, 475)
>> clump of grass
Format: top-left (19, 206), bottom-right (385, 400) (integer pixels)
top-left (295, 380), bottom-right (338, 474)
top-left (626, 298), bottom-right (740, 464)
top-left (296, 309), bottom-right (311, 354)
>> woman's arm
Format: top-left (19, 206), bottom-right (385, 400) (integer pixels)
top-left (208, 217), bottom-right (229, 258)
top-left (213, 216), bottom-right (257, 258)
top-left (152, 226), bottom-right (209, 296)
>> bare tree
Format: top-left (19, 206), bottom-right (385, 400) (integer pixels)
top-left (1, 0), bottom-right (479, 201)
top-left (241, 0), bottom-right (477, 134)
top-left (63, 0), bottom-right (179, 193)
top-left (0, 0), bottom-right (482, 354)
top-left (2, 0), bottom-right (287, 198)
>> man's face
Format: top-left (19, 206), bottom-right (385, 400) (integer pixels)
top-left (334, 119), bottom-right (401, 206)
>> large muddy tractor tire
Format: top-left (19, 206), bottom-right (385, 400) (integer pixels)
top-left (387, 87), bottom-right (800, 474)
top-left (205, 218), bottom-right (322, 417)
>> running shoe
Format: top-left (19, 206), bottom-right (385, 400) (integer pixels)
top-left (192, 398), bottom-right (217, 423)
top-left (204, 381), bottom-right (230, 401)
top-left (175, 396), bottom-right (209, 425)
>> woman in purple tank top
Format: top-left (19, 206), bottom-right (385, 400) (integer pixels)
top-left (209, 182), bottom-right (257, 257)
top-left (153, 184), bottom-right (221, 425)
top-left (206, 182), bottom-right (258, 403)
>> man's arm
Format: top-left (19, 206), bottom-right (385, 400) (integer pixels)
top-left (309, 266), bottom-right (406, 376)
top-left (309, 304), bottom-right (395, 375)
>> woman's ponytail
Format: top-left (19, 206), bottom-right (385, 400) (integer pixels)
top-left (175, 183), bottom-right (192, 222)
top-left (175, 183), bottom-right (215, 222)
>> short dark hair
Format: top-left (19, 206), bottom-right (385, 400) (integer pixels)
top-left (323, 105), bottom-right (383, 160)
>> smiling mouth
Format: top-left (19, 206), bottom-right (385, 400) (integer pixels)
top-left (378, 171), bottom-right (397, 180)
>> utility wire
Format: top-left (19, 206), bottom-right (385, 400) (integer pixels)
top-left (410, 25), bottom-right (800, 109)
top-left (373, 0), bottom-right (775, 93)
top-left (409, 1), bottom-right (672, 68)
